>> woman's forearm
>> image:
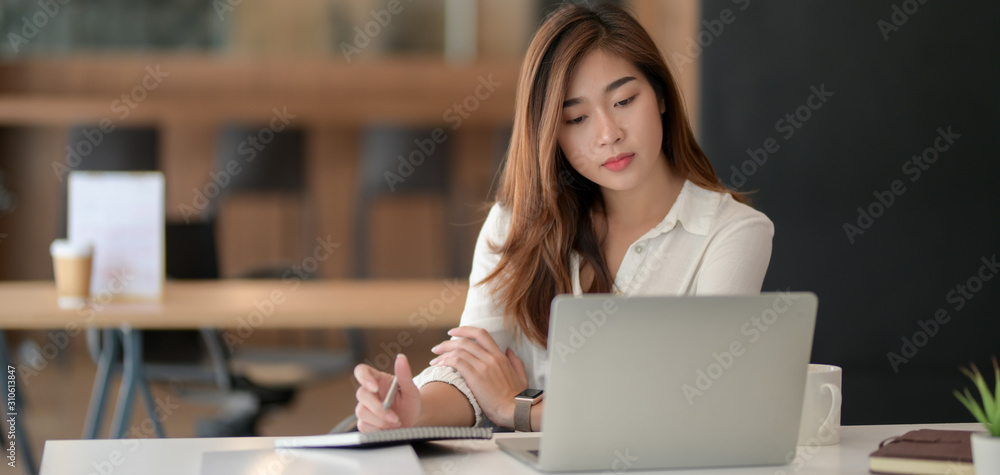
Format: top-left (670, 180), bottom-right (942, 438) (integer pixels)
top-left (414, 381), bottom-right (476, 427)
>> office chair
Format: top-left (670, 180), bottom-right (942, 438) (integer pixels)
top-left (329, 126), bottom-right (512, 433)
top-left (353, 125), bottom-right (457, 278)
top-left (198, 125), bottom-right (366, 436)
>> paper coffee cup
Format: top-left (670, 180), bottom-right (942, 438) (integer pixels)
top-left (797, 364), bottom-right (842, 446)
top-left (50, 240), bottom-right (93, 309)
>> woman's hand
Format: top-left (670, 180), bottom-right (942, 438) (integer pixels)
top-left (429, 326), bottom-right (528, 429)
top-left (353, 354), bottom-right (421, 432)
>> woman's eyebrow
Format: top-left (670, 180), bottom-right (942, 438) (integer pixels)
top-left (563, 76), bottom-right (637, 108)
top-left (605, 76), bottom-right (636, 93)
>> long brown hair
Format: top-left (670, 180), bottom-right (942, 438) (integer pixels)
top-left (482, 2), bottom-right (748, 348)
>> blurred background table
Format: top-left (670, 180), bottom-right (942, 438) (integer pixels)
top-left (0, 278), bottom-right (469, 456)
top-left (0, 279), bottom-right (468, 329)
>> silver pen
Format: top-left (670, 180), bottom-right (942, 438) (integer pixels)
top-left (329, 375), bottom-right (399, 434)
top-left (382, 375), bottom-right (399, 411)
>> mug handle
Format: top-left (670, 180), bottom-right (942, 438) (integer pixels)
top-left (818, 383), bottom-right (842, 431)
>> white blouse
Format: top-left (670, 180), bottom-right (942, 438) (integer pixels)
top-left (412, 179), bottom-right (775, 427)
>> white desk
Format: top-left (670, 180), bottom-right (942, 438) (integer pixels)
top-left (40, 423), bottom-right (980, 474)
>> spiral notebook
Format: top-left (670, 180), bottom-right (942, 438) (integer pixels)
top-left (202, 445), bottom-right (424, 475)
top-left (274, 426), bottom-right (493, 449)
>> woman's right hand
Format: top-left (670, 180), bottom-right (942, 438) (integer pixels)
top-left (353, 354), bottom-right (421, 432)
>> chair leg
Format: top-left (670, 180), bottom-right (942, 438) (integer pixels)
top-left (199, 328), bottom-right (232, 391)
top-left (83, 329), bottom-right (118, 439)
top-left (136, 364), bottom-right (165, 438)
top-left (109, 328), bottom-right (141, 438)
top-left (125, 329), bottom-right (165, 438)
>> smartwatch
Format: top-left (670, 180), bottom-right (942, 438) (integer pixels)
top-left (514, 388), bottom-right (544, 432)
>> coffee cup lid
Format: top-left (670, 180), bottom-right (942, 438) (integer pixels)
top-left (50, 239), bottom-right (93, 257)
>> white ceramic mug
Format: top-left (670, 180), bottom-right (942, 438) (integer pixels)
top-left (797, 364), bottom-right (842, 446)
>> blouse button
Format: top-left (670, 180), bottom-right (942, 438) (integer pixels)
top-left (634, 245), bottom-right (644, 254)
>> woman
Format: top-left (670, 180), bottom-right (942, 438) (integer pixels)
top-left (353, 2), bottom-right (773, 432)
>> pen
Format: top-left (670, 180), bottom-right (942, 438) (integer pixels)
top-left (382, 375), bottom-right (399, 411)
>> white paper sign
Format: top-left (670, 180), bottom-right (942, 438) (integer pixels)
top-left (68, 171), bottom-right (164, 301)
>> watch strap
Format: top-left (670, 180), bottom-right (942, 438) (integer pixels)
top-left (514, 398), bottom-right (532, 432)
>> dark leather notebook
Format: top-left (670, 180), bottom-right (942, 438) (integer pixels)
top-left (869, 429), bottom-right (974, 475)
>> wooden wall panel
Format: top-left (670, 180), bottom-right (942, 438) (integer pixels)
top-left (0, 127), bottom-right (63, 280)
top-left (306, 128), bottom-right (359, 279)
top-left (216, 193), bottom-right (304, 279)
top-left (450, 126), bottom-right (500, 278)
top-left (227, 0), bottom-right (334, 56)
top-left (160, 123), bottom-right (217, 223)
top-left (478, 0), bottom-right (534, 59)
top-left (629, 0), bottom-right (701, 134)
top-left (368, 195), bottom-right (447, 278)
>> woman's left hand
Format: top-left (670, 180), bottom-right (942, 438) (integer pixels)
top-left (429, 326), bottom-right (527, 429)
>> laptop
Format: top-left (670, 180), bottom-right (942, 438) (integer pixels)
top-left (497, 292), bottom-right (819, 472)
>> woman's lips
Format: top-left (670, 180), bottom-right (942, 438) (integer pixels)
top-left (602, 153), bottom-right (634, 172)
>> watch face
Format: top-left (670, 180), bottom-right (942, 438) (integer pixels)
top-left (517, 388), bottom-right (544, 399)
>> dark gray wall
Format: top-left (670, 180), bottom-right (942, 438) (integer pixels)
top-left (699, 0), bottom-right (1000, 424)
